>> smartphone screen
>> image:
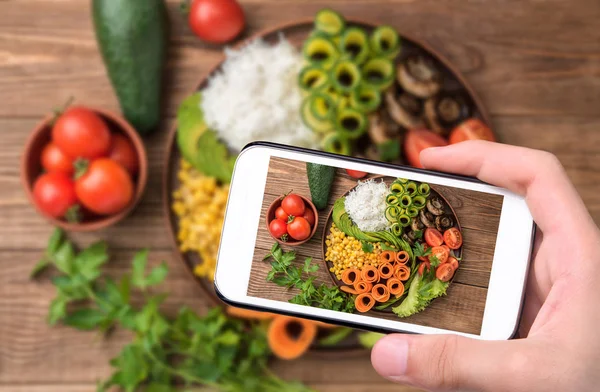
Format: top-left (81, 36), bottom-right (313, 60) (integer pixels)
top-left (216, 144), bottom-right (534, 339)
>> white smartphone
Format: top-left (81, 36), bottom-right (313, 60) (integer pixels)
top-left (215, 142), bottom-right (535, 340)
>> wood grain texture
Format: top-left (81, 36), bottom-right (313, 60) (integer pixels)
top-left (1, 0), bottom-right (600, 389)
top-left (248, 157), bottom-right (502, 334)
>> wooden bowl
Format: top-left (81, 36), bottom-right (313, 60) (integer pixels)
top-left (265, 195), bottom-right (319, 246)
top-left (21, 107), bottom-right (148, 232)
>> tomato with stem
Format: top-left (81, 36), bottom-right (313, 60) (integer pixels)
top-left (287, 216), bottom-right (311, 241)
top-left (186, 0), bottom-right (245, 44)
top-left (52, 106), bottom-right (111, 160)
top-left (281, 194), bottom-right (305, 217)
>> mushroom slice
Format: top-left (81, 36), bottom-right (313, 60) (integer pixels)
top-left (435, 215), bottom-right (454, 232)
top-left (411, 217), bottom-right (425, 232)
top-left (368, 112), bottom-right (391, 145)
top-left (426, 197), bottom-right (445, 216)
top-left (385, 87), bottom-right (424, 129)
top-left (419, 209), bottom-right (435, 228)
top-left (397, 55), bottom-right (442, 99)
top-left (402, 233), bottom-right (414, 246)
top-left (424, 94), bottom-right (471, 135)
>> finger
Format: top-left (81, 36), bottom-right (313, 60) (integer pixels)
top-left (419, 141), bottom-right (592, 236)
top-left (372, 333), bottom-right (528, 392)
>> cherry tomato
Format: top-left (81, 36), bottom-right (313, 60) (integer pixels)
top-left (188, 0), bottom-right (245, 44)
top-left (281, 194), bottom-right (305, 217)
top-left (429, 246), bottom-right (449, 264)
top-left (302, 208), bottom-right (316, 226)
top-left (447, 257), bottom-right (460, 271)
top-left (32, 172), bottom-right (78, 219)
top-left (52, 106), bottom-right (111, 160)
top-left (108, 134), bottom-right (139, 176)
top-left (449, 118), bottom-right (495, 144)
top-left (269, 218), bottom-right (288, 239)
top-left (441, 244), bottom-right (451, 253)
top-left (403, 128), bottom-right (448, 168)
top-left (287, 216), bottom-right (311, 241)
top-left (275, 206), bottom-right (289, 222)
top-left (436, 263), bottom-right (455, 282)
top-left (417, 242), bottom-right (430, 262)
top-left (346, 169), bottom-right (367, 179)
top-left (424, 227), bottom-right (444, 247)
top-left (443, 227), bottom-right (463, 249)
top-left (418, 260), bottom-right (431, 276)
top-left (40, 143), bottom-right (74, 176)
top-left (75, 158), bottom-right (134, 215)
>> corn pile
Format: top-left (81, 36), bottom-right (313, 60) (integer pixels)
top-left (325, 224), bottom-right (382, 280)
top-left (172, 159), bottom-right (229, 280)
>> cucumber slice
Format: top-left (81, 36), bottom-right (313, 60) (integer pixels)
top-left (399, 194), bottom-right (412, 208)
top-left (310, 93), bottom-right (335, 121)
top-left (386, 194), bottom-right (399, 205)
top-left (340, 27), bottom-right (370, 65)
top-left (405, 181), bottom-right (418, 196)
top-left (397, 178), bottom-right (409, 184)
top-left (390, 182), bottom-right (405, 195)
top-left (418, 183), bottom-right (431, 197)
top-left (322, 132), bottom-right (351, 155)
top-left (299, 65), bottom-right (329, 93)
top-left (335, 107), bottom-right (367, 139)
top-left (362, 57), bottom-right (394, 91)
top-left (391, 223), bottom-right (403, 237)
top-left (406, 206), bottom-right (419, 218)
top-left (350, 85), bottom-right (381, 113)
top-left (315, 9), bottom-right (345, 36)
top-left (370, 25), bottom-right (401, 59)
top-left (330, 60), bottom-right (362, 94)
top-left (301, 96), bottom-right (332, 133)
top-left (303, 35), bottom-right (339, 69)
top-left (398, 214), bottom-right (411, 227)
top-left (385, 206), bottom-right (399, 222)
top-left (412, 195), bottom-right (426, 209)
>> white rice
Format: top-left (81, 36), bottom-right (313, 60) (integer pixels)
top-left (345, 179), bottom-right (391, 232)
top-left (201, 36), bottom-right (319, 151)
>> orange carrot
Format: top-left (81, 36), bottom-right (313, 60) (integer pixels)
top-left (386, 278), bottom-right (405, 297)
top-left (268, 316), bottom-right (317, 360)
top-left (341, 285), bottom-right (359, 295)
top-left (394, 264), bottom-right (411, 281)
top-left (354, 280), bottom-right (373, 294)
top-left (395, 251), bottom-right (409, 264)
top-left (380, 250), bottom-right (395, 263)
top-left (341, 268), bottom-right (360, 285)
top-left (361, 265), bottom-right (379, 283)
top-left (355, 293), bottom-right (376, 312)
top-left (226, 306), bottom-right (276, 320)
top-left (371, 283), bottom-right (390, 303)
top-left (378, 262), bottom-right (394, 279)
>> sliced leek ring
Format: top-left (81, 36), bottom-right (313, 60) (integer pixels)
top-left (330, 60), bottom-right (362, 94)
top-left (315, 9), bottom-right (345, 36)
top-left (322, 132), bottom-right (351, 155)
top-left (335, 107), bottom-right (367, 139)
top-left (371, 25), bottom-right (401, 59)
top-left (361, 57), bottom-right (394, 91)
top-left (350, 85), bottom-right (381, 113)
top-left (340, 27), bottom-right (370, 65)
top-left (303, 35), bottom-right (339, 69)
top-left (299, 65), bottom-right (329, 93)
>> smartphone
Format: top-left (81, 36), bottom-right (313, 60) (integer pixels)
top-left (215, 142), bottom-right (535, 340)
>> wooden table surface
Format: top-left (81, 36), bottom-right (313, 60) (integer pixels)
top-left (0, 0), bottom-right (599, 391)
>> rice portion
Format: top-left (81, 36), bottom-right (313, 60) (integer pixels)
top-left (344, 179), bottom-right (391, 232)
top-left (201, 37), bottom-right (319, 151)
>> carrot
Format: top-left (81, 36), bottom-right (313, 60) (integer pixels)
top-left (361, 265), bottom-right (379, 283)
top-left (380, 250), bottom-right (395, 263)
top-left (268, 315), bottom-right (317, 360)
top-left (355, 293), bottom-right (376, 312)
top-left (386, 277), bottom-right (405, 297)
top-left (341, 268), bottom-right (360, 285)
top-left (371, 283), bottom-right (390, 303)
top-left (226, 306), bottom-right (276, 320)
top-left (395, 251), bottom-right (409, 264)
top-left (378, 262), bottom-right (394, 279)
top-left (394, 264), bottom-right (411, 281)
top-left (354, 280), bottom-right (373, 294)
top-left (341, 285), bottom-right (359, 295)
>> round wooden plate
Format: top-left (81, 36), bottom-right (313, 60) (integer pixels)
top-left (321, 176), bottom-right (462, 314)
top-left (163, 18), bottom-right (491, 355)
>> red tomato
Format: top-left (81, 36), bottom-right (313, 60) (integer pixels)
top-left (52, 106), bottom-right (111, 160)
top-left (424, 228), bottom-right (444, 247)
top-left (75, 159), bottom-right (134, 215)
top-left (269, 219), bottom-right (288, 239)
top-left (441, 244), bottom-right (451, 253)
top-left (436, 263), bottom-right (455, 282)
top-left (302, 208), bottom-right (315, 226)
top-left (447, 257), bottom-right (460, 271)
top-left (287, 216), bottom-right (311, 241)
top-left (443, 227), bottom-right (463, 249)
top-left (429, 246), bottom-right (449, 264)
top-left (418, 260), bottom-right (431, 276)
top-left (32, 172), bottom-right (78, 219)
top-left (188, 0), bottom-right (245, 44)
top-left (403, 128), bottom-right (448, 168)
top-left (346, 169), bottom-right (367, 179)
top-left (417, 242), bottom-right (430, 262)
top-left (281, 194), bottom-right (305, 217)
top-left (449, 118), bottom-right (495, 144)
top-left (275, 206), bottom-right (289, 222)
top-left (41, 143), bottom-right (74, 176)
top-left (108, 134), bottom-right (139, 176)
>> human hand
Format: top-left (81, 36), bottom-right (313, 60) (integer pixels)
top-left (371, 141), bottom-right (600, 392)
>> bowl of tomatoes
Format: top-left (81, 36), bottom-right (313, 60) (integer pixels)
top-left (21, 105), bottom-right (148, 232)
top-left (266, 193), bottom-right (318, 246)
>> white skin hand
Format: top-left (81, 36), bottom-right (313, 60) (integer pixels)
top-left (370, 141), bottom-right (600, 392)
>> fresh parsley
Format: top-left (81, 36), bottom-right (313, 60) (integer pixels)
top-left (361, 240), bottom-right (374, 253)
top-left (412, 242), bottom-right (431, 259)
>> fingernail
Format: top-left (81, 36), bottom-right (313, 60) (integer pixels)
top-left (371, 336), bottom-right (409, 378)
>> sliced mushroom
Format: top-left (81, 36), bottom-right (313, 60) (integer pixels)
top-left (397, 55), bottom-right (442, 99)
top-left (435, 215), bottom-right (454, 232)
top-left (368, 112), bottom-right (391, 145)
top-left (385, 86), bottom-right (424, 129)
top-left (402, 233), bottom-right (414, 246)
top-left (407, 231), bottom-right (419, 242)
top-left (411, 217), bottom-right (425, 232)
top-left (426, 197), bottom-right (445, 216)
top-left (419, 209), bottom-right (435, 228)
top-left (424, 94), bottom-right (471, 135)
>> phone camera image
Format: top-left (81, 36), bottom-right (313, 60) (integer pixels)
top-left (247, 156), bottom-right (504, 336)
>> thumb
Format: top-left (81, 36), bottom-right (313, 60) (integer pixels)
top-left (371, 333), bottom-right (525, 391)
